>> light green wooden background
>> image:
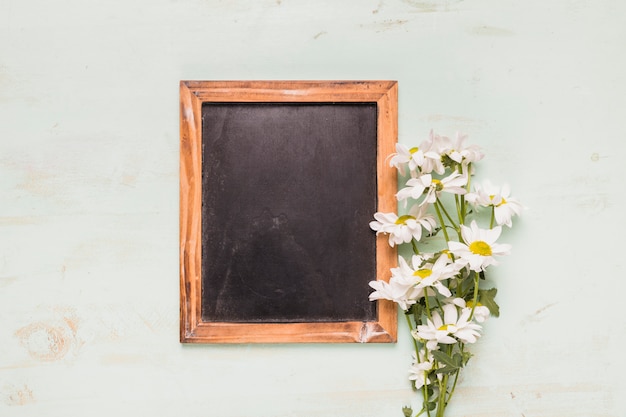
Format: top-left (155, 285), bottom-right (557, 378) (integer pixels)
top-left (1, 0), bottom-right (624, 416)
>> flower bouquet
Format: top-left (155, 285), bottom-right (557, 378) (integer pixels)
top-left (369, 131), bottom-right (522, 417)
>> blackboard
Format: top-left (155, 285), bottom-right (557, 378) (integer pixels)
top-left (180, 81), bottom-right (398, 343)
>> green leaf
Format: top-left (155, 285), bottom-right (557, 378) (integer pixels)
top-left (433, 365), bottom-right (458, 375)
top-left (461, 351), bottom-right (473, 365)
top-left (412, 303), bottom-right (424, 324)
top-left (425, 401), bottom-right (437, 411)
top-left (452, 353), bottom-right (464, 367)
top-left (405, 304), bottom-right (415, 316)
top-left (431, 350), bottom-right (459, 369)
top-left (478, 288), bottom-right (500, 317)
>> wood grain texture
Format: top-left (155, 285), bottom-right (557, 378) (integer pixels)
top-left (180, 80), bottom-right (398, 343)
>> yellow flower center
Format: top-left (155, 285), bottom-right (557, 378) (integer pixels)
top-left (438, 324), bottom-right (450, 331)
top-left (395, 214), bottom-right (416, 225)
top-left (466, 300), bottom-right (483, 308)
top-left (469, 240), bottom-right (492, 256)
top-left (432, 179), bottom-right (444, 192)
top-left (413, 269), bottom-right (432, 279)
top-left (409, 147), bottom-right (419, 154)
top-left (489, 195), bottom-right (507, 207)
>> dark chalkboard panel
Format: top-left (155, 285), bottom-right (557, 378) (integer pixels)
top-left (180, 81), bottom-right (398, 343)
top-left (201, 103), bottom-right (378, 323)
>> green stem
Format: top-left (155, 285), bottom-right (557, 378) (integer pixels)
top-left (468, 271), bottom-right (480, 321)
top-left (433, 202), bottom-right (450, 243)
top-left (436, 373), bottom-right (449, 417)
top-left (432, 292), bottom-right (444, 313)
top-left (462, 163), bottom-right (472, 224)
top-left (405, 314), bottom-right (431, 417)
top-left (434, 344), bottom-right (453, 417)
top-left (436, 198), bottom-right (462, 242)
top-left (445, 341), bottom-right (465, 407)
top-left (455, 194), bottom-right (463, 226)
top-left (405, 313), bottom-right (419, 356)
top-left (423, 288), bottom-right (433, 320)
top-left (436, 198), bottom-right (458, 231)
top-left (414, 406), bottom-right (427, 417)
top-left (490, 205), bottom-right (495, 229)
top-left (412, 238), bottom-right (420, 255)
top-left (444, 369), bottom-right (460, 410)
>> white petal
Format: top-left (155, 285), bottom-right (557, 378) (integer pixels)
top-left (443, 303), bottom-right (458, 325)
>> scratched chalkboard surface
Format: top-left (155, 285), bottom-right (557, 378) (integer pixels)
top-left (200, 102), bottom-right (378, 323)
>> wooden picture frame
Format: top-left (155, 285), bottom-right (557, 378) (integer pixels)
top-left (180, 80), bottom-right (398, 343)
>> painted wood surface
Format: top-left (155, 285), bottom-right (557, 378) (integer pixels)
top-left (1, 0), bottom-right (625, 416)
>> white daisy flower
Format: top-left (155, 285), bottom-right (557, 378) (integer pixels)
top-left (369, 204), bottom-right (436, 247)
top-left (414, 303), bottom-right (482, 348)
top-left (409, 350), bottom-right (434, 389)
top-left (451, 298), bottom-right (491, 324)
top-left (388, 143), bottom-right (426, 176)
top-left (395, 173), bottom-right (433, 203)
top-left (421, 172), bottom-right (468, 206)
top-left (397, 254), bottom-right (461, 298)
top-left (413, 305), bottom-right (458, 350)
top-left (446, 304), bottom-right (482, 344)
top-left (440, 132), bottom-right (484, 165)
top-left (421, 130), bottom-right (446, 175)
top-left (368, 279), bottom-right (422, 311)
top-left (369, 257), bottom-right (425, 310)
top-left (396, 172), bottom-right (468, 207)
top-left (465, 180), bottom-right (524, 227)
top-left (447, 221), bottom-right (511, 272)
top-left (466, 300), bottom-right (490, 323)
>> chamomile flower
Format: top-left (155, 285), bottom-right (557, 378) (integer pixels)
top-left (414, 303), bottom-right (482, 350)
top-left (395, 173), bottom-right (432, 203)
top-left (451, 298), bottom-right (491, 324)
top-left (421, 172), bottom-right (468, 206)
top-left (466, 300), bottom-right (491, 323)
top-left (368, 278), bottom-right (422, 311)
top-left (446, 304), bottom-right (482, 344)
top-left (369, 204), bottom-right (436, 247)
top-left (388, 143), bottom-right (426, 176)
top-left (409, 350), bottom-right (434, 389)
top-left (369, 257), bottom-right (426, 310)
top-left (413, 308), bottom-right (457, 350)
top-left (398, 254), bottom-right (461, 298)
top-left (448, 221), bottom-right (511, 272)
top-left (421, 131), bottom-right (447, 175)
top-left (440, 132), bottom-right (484, 166)
top-left (465, 181), bottom-right (524, 227)
top-left (396, 172), bottom-right (468, 207)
